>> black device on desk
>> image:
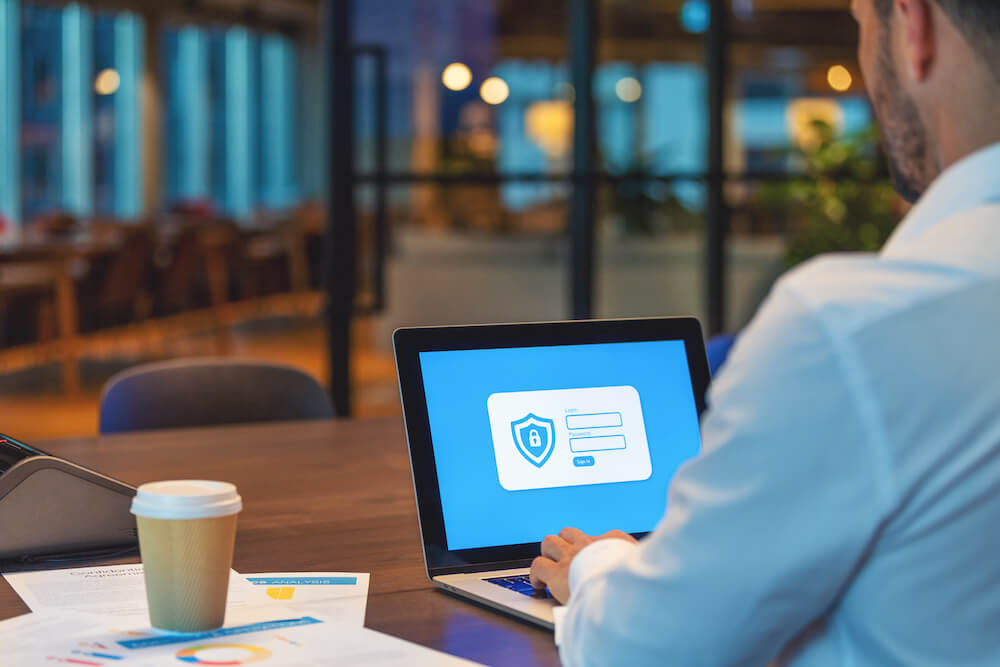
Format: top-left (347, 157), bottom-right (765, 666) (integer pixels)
top-left (0, 433), bottom-right (138, 563)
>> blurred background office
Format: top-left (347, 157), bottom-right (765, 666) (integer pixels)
top-left (0, 0), bottom-right (901, 439)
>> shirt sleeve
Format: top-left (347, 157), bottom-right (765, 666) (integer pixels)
top-left (558, 277), bottom-right (894, 667)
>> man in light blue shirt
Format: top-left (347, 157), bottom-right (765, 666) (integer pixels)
top-left (529, 1), bottom-right (1000, 664)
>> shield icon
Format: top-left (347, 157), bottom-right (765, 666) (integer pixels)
top-left (510, 413), bottom-right (556, 468)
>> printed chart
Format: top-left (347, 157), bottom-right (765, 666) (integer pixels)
top-left (175, 643), bottom-right (272, 664)
top-left (36, 617), bottom-right (320, 666)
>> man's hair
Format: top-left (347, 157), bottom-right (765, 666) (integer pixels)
top-left (874, 0), bottom-right (1000, 74)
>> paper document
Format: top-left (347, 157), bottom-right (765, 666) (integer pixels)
top-left (4, 613), bottom-right (484, 665)
top-left (0, 609), bottom-right (107, 654)
top-left (3, 564), bottom-right (274, 628)
top-left (244, 572), bottom-right (370, 626)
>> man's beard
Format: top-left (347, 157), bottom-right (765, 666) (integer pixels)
top-left (870, 31), bottom-right (934, 204)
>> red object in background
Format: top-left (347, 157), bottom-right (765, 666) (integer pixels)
top-left (169, 199), bottom-right (217, 219)
top-left (0, 215), bottom-right (8, 234)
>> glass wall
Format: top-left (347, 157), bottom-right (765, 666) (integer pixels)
top-left (353, 0), bottom-right (569, 179)
top-left (587, 0), bottom-right (896, 330)
top-left (351, 0), bottom-right (574, 343)
top-left (341, 0), bottom-right (896, 343)
top-left (593, 0), bottom-right (709, 322)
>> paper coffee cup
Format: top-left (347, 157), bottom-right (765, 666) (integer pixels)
top-left (130, 480), bottom-right (242, 632)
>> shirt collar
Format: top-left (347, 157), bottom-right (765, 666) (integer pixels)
top-left (882, 141), bottom-right (1000, 255)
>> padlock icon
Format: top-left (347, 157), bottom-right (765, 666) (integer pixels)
top-left (511, 413), bottom-right (556, 468)
top-left (529, 429), bottom-right (542, 449)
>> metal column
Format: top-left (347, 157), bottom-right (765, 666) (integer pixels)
top-left (352, 45), bottom-right (389, 313)
top-left (324, 0), bottom-right (355, 416)
top-left (705, 0), bottom-right (729, 335)
top-left (568, 0), bottom-right (597, 320)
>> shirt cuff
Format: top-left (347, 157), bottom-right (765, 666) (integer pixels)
top-left (569, 538), bottom-right (638, 594)
top-left (552, 605), bottom-right (568, 645)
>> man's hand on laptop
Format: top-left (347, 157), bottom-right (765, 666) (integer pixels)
top-left (530, 527), bottom-right (638, 603)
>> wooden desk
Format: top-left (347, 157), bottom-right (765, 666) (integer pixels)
top-left (0, 418), bottom-right (560, 666)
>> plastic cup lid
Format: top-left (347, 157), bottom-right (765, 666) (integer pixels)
top-left (130, 480), bottom-right (243, 520)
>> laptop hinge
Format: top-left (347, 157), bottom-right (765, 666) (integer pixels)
top-left (430, 559), bottom-right (534, 578)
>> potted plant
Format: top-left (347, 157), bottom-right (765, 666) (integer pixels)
top-left (753, 120), bottom-right (901, 268)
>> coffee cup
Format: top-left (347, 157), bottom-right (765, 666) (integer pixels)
top-left (130, 480), bottom-right (242, 632)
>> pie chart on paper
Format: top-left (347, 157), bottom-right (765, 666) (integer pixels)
top-left (175, 644), bottom-right (272, 664)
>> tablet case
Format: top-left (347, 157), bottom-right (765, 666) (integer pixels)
top-left (0, 436), bottom-right (137, 562)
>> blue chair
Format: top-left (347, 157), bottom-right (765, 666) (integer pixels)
top-left (706, 333), bottom-right (738, 377)
top-left (99, 358), bottom-right (334, 434)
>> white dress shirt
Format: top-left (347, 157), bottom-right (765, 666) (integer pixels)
top-left (559, 142), bottom-right (1000, 666)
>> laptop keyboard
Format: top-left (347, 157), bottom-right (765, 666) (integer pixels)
top-left (484, 574), bottom-right (553, 599)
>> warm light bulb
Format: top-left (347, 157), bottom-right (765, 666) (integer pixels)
top-left (442, 62), bottom-right (472, 91)
top-left (827, 65), bottom-right (853, 92)
top-left (615, 77), bottom-right (642, 103)
top-left (525, 100), bottom-right (574, 159)
top-left (95, 68), bottom-right (121, 95)
top-left (480, 77), bottom-right (509, 105)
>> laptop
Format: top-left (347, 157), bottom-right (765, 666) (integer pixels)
top-left (393, 317), bottom-right (710, 629)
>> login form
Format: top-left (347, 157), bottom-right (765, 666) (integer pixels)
top-left (419, 340), bottom-right (701, 551)
top-left (488, 386), bottom-right (652, 491)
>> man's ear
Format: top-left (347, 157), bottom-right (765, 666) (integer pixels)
top-left (896, 0), bottom-right (935, 82)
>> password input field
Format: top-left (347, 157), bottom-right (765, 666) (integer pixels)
top-left (565, 412), bottom-right (623, 430)
top-left (569, 434), bottom-right (627, 453)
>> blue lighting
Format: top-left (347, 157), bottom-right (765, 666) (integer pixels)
top-left (260, 35), bottom-right (297, 209)
top-left (114, 13), bottom-right (143, 218)
top-left (224, 27), bottom-right (255, 219)
top-left (680, 0), bottom-right (710, 34)
top-left (0, 0), bottom-right (20, 228)
top-left (61, 3), bottom-right (94, 217)
top-left (172, 27), bottom-right (210, 202)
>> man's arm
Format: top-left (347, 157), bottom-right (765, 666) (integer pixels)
top-left (555, 279), bottom-right (894, 666)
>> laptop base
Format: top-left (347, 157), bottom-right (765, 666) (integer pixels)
top-left (434, 568), bottom-right (556, 630)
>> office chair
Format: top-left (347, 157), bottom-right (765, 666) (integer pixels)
top-left (99, 358), bottom-right (334, 434)
top-left (706, 333), bottom-right (738, 377)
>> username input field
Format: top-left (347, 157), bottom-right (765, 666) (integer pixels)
top-left (565, 412), bottom-right (623, 430)
top-left (569, 434), bottom-right (627, 453)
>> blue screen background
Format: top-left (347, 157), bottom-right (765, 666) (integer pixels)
top-left (419, 340), bottom-right (702, 551)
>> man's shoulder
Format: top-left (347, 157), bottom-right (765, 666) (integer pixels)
top-left (770, 251), bottom-right (979, 339)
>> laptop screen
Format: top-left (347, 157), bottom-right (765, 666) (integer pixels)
top-left (418, 340), bottom-right (701, 552)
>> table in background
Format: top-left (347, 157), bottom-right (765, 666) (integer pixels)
top-left (0, 418), bottom-right (561, 667)
top-left (0, 231), bottom-right (122, 394)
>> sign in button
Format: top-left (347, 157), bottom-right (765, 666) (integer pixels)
top-left (573, 455), bottom-right (595, 467)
